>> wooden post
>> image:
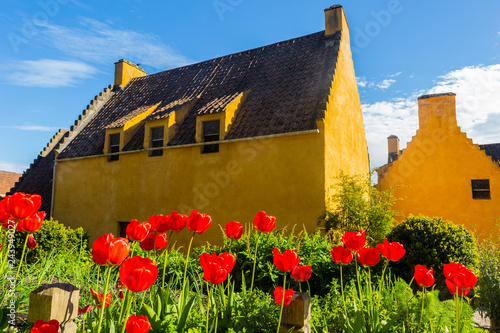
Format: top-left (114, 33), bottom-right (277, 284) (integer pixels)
top-left (280, 292), bottom-right (311, 333)
top-left (27, 283), bottom-right (79, 333)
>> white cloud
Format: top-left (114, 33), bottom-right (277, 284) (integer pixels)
top-left (357, 76), bottom-right (368, 87)
top-left (36, 18), bottom-right (191, 69)
top-left (364, 64), bottom-right (500, 172)
top-left (0, 125), bottom-right (59, 131)
top-left (376, 79), bottom-right (396, 89)
top-left (3, 59), bottom-right (98, 87)
top-left (388, 72), bottom-right (402, 78)
top-left (0, 161), bottom-right (27, 174)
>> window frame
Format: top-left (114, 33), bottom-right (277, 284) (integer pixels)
top-left (471, 179), bottom-right (491, 200)
top-left (150, 126), bottom-right (164, 157)
top-left (109, 133), bottom-right (120, 161)
top-left (202, 120), bottom-right (220, 154)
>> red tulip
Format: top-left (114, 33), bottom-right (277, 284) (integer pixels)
top-left (31, 319), bottom-right (59, 333)
top-left (357, 247), bottom-right (380, 267)
top-left (201, 261), bottom-right (228, 285)
top-left (254, 211), bottom-right (275, 233)
top-left (330, 246), bottom-right (354, 265)
top-left (92, 234), bottom-right (130, 266)
top-left (218, 252), bottom-right (236, 274)
top-left (126, 315), bottom-right (151, 333)
top-left (90, 288), bottom-right (111, 308)
top-left (3, 192), bottom-right (42, 220)
top-left (78, 305), bottom-right (93, 315)
top-left (17, 211), bottom-right (46, 232)
top-left (200, 252), bottom-right (236, 275)
top-left (149, 214), bottom-right (168, 233)
top-left (139, 233), bottom-right (168, 251)
top-left (119, 256), bottom-right (158, 293)
top-left (292, 265), bottom-right (312, 282)
top-left (0, 200), bottom-right (13, 226)
top-left (443, 263), bottom-right (477, 296)
top-left (119, 290), bottom-right (124, 301)
top-left (27, 234), bottom-right (37, 249)
top-left (342, 230), bottom-right (366, 252)
top-left (414, 265), bottom-right (435, 288)
top-left (126, 220), bottom-right (151, 242)
top-left (273, 248), bottom-right (300, 273)
top-left (377, 238), bottom-right (406, 262)
top-left (274, 286), bottom-right (294, 306)
top-left (225, 221), bottom-right (243, 240)
top-left (166, 211), bottom-right (187, 232)
top-left (187, 210), bottom-right (212, 234)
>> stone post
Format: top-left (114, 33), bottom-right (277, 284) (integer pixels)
top-left (279, 292), bottom-right (311, 333)
top-left (27, 283), bottom-right (79, 333)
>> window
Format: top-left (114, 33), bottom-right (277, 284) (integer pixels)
top-left (202, 121), bottom-right (220, 154)
top-left (109, 133), bottom-right (120, 161)
top-left (150, 127), bottom-right (164, 157)
top-left (471, 179), bottom-right (491, 200)
top-left (118, 221), bottom-right (130, 238)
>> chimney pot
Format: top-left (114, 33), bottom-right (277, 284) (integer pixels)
top-left (114, 59), bottom-right (147, 87)
top-left (387, 135), bottom-right (400, 163)
top-left (324, 5), bottom-right (347, 36)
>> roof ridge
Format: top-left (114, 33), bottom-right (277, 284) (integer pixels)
top-left (136, 31), bottom-right (327, 80)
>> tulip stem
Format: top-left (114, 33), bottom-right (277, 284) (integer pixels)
top-left (96, 266), bottom-right (112, 333)
top-left (180, 232), bottom-right (195, 316)
top-left (276, 273), bottom-right (287, 333)
top-left (162, 231), bottom-right (173, 290)
top-left (249, 232), bottom-right (262, 294)
top-left (354, 255), bottom-right (364, 308)
top-left (95, 265), bottom-right (100, 291)
top-left (340, 265), bottom-right (347, 316)
top-left (14, 233), bottom-right (29, 286)
top-left (120, 290), bottom-right (134, 333)
top-left (205, 283), bottom-right (214, 333)
top-left (118, 288), bottom-right (130, 324)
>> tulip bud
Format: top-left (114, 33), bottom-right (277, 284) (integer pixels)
top-left (27, 234), bottom-right (37, 249)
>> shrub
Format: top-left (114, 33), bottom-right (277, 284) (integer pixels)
top-left (387, 216), bottom-right (479, 294)
top-left (14, 218), bottom-right (90, 264)
top-left (475, 222), bottom-right (500, 320)
top-left (318, 172), bottom-right (398, 245)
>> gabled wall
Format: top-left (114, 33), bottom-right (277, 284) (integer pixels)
top-left (377, 93), bottom-right (500, 236)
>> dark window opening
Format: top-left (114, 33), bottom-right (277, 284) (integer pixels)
top-left (109, 133), bottom-right (120, 161)
top-left (202, 121), bottom-right (220, 154)
top-left (471, 179), bottom-right (491, 200)
top-left (118, 221), bottom-right (130, 238)
top-left (150, 127), bottom-right (164, 157)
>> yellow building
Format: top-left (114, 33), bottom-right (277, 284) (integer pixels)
top-left (13, 5), bottom-right (369, 246)
top-left (377, 93), bottom-right (500, 236)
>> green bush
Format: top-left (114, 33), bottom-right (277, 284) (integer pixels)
top-left (318, 172), bottom-right (398, 245)
top-left (387, 216), bottom-right (479, 294)
top-left (14, 218), bottom-right (90, 264)
top-left (475, 222), bottom-right (500, 320)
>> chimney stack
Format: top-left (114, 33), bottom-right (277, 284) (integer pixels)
top-left (417, 92), bottom-right (457, 131)
top-left (114, 59), bottom-right (147, 89)
top-left (324, 5), bottom-right (347, 36)
top-left (387, 135), bottom-right (400, 163)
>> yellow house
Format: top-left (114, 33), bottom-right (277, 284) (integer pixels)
top-left (13, 5), bottom-right (369, 246)
top-left (377, 93), bottom-right (500, 236)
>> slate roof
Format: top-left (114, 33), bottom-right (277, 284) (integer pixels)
top-left (0, 171), bottom-right (21, 197)
top-left (58, 30), bottom-right (341, 158)
top-left (8, 135), bottom-right (66, 215)
top-left (479, 143), bottom-right (500, 167)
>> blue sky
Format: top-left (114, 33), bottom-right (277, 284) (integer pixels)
top-left (1, 0), bottom-right (500, 174)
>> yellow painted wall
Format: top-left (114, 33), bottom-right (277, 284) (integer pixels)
top-left (321, 10), bottom-right (370, 206)
top-left (377, 94), bottom-right (500, 237)
top-left (54, 133), bottom-right (326, 248)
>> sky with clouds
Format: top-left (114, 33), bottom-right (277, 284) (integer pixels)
top-left (0, 0), bottom-right (499, 178)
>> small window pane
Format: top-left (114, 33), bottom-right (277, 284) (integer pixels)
top-left (109, 133), bottom-right (120, 161)
top-left (150, 127), bottom-right (164, 157)
top-left (203, 121), bottom-right (220, 154)
top-left (118, 221), bottom-right (129, 238)
top-left (472, 179), bottom-right (491, 200)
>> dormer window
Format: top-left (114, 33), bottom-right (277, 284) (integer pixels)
top-left (202, 121), bottom-right (220, 154)
top-left (150, 127), bottom-right (164, 157)
top-left (109, 133), bottom-right (120, 161)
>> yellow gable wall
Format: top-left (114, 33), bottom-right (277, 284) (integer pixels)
top-left (322, 11), bottom-right (370, 205)
top-left (53, 132), bottom-right (326, 247)
top-left (377, 94), bottom-right (500, 236)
